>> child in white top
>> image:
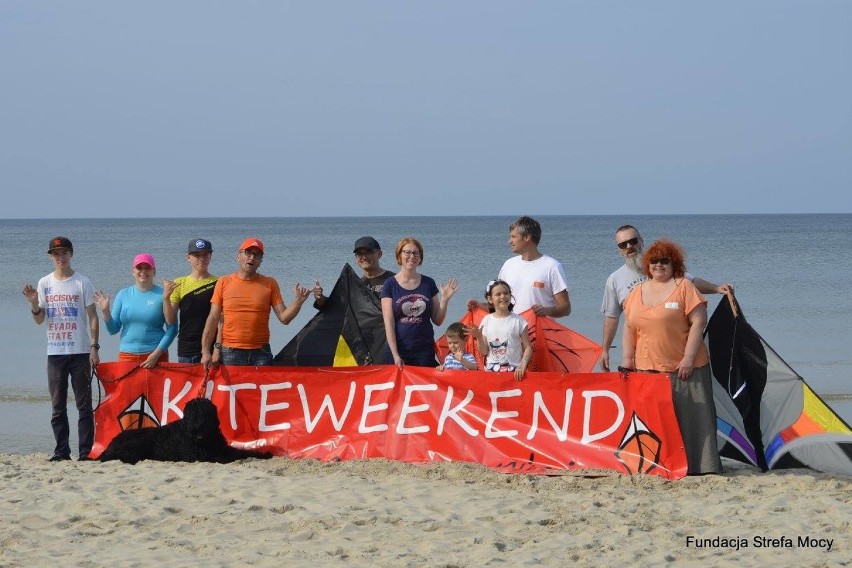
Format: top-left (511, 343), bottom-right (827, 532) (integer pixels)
top-left (470, 280), bottom-right (533, 381)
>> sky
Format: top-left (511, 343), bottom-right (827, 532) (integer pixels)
top-left (2, 1), bottom-right (850, 218)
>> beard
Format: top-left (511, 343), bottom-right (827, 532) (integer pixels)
top-left (625, 252), bottom-right (642, 271)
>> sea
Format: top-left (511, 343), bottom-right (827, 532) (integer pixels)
top-left (2, 214), bottom-right (850, 455)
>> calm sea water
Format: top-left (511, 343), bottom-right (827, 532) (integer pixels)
top-left (2, 214), bottom-right (850, 454)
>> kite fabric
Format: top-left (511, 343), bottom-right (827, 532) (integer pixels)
top-left (274, 263), bottom-right (386, 367)
top-left (435, 308), bottom-right (603, 374)
top-left (706, 295), bottom-right (852, 476)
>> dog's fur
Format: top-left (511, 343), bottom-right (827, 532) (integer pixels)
top-left (99, 398), bottom-right (273, 464)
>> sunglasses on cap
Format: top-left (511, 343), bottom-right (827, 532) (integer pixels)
top-left (649, 257), bottom-right (671, 265)
top-left (617, 237), bottom-right (640, 250)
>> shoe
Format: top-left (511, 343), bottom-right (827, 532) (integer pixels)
top-left (49, 454), bottom-right (71, 462)
top-left (77, 455), bottom-right (93, 462)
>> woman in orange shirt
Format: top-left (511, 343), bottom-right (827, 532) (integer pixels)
top-left (621, 239), bottom-right (722, 475)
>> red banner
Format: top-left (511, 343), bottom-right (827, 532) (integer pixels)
top-left (92, 362), bottom-right (687, 479)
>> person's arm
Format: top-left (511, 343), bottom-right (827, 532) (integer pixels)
top-left (86, 303), bottom-right (100, 367)
top-left (469, 325), bottom-right (489, 361)
top-left (95, 290), bottom-right (123, 335)
top-left (600, 316), bottom-right (619, 371)
top-left (676, 304), bottom-right (708, 381)
top-left (466, 299), bottom-right (488, 312)
top-left (514, 327), bottom-right (534, 381)
top-left (162, 280), bottom-right (178, 325)
top-left (620, 319), bottom-right (636, 371)
top-left (23, 284), bottom-right (46, 325)
top-left (312, 280), bottom-right (328, 309)
top-left (692, 277), bottom-right (734, 295)
top-left (381, 297), bottom-right (403, 369)
top-left (533, 290), bottom-right (571, 318)
top-left (200, 304), bottom-right (222, 368)
top-left (272, 283), bottom-right (310, 325)
top-left (431, 278), bottom-right (459, 326)
top-left (458, 353), bottom-right (478, 370)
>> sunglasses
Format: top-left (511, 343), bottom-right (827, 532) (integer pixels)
top-left (617, 237), bottom-right (640, 249)
top-left (649, 257), bottom-right (671, 265)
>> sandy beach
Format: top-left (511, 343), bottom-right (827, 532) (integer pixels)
top-left (0, 454), bottom-right (848, 567)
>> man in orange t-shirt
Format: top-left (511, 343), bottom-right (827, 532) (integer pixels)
top-left (200, 237), bottom-right (310, 367)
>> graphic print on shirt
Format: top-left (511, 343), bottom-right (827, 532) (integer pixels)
top-left (398, 293), bottom-right (427, 324)
top-left (45, 285), bottom-right (81, 347)
top-left (488, 337), bottom-right (509, 366)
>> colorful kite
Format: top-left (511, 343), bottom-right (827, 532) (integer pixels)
top-left (706, 295), bottom-right (852, 476)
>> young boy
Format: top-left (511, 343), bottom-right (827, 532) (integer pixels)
top-left (438, 322), bottom-right (478, 371)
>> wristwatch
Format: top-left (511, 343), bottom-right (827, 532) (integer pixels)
top-left (91, 343), bottom-right (100, 350)
top-left (213, 342), bottom-right (222, 350)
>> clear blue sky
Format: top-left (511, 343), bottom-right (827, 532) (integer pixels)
top-left (3, 1), bottom-right (850, 218)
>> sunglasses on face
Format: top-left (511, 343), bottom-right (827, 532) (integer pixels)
top-left (649, 257), bottom-right (671, 265)
top-left (617, 237), bottom-right (640, 250)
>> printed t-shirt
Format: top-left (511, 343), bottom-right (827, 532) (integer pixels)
top-left (170, 274), bottom-right (217, 357)
top-left (36, 272), bottom-right (96, 355)
top-left (212, 273), bottom-right (283, 349)
top-left (380, 276), bottom-right (439, 351)
top-left (480, 312), bottom-right (528, 370)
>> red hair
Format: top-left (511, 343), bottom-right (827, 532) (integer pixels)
top-left (642, 239), bottom-right (686, 278)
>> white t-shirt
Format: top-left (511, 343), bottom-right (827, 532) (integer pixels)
top-left (480, 312), bottom-right (528, 370)
top-left (498, 254), bottom-right (568, 314)
top-left (36, 272), bottom-right (95, 355)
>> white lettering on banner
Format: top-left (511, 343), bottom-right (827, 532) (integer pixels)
top-left (581, 390), bottom-right (625, 444)
top-left (359, 382), bottom-right (395, 433)
top-left (162, 379), bottom-right (193, 424)
top-left (159, 377), bottom-right (628, 444)
top-left (485, 389), bottom-right (522, 439)
top-left (528, 390), bottom-right (574, 441)
top-left (219, 383), bottom-right (259, 430)
top-left (259, 383), bottom-right (292, 432)
top-left (397, 384), bottom-right (439, 434)
top-left (437, 387), bottom-right (478, 436)
top-left (299, 382), bottom-right (357, 433)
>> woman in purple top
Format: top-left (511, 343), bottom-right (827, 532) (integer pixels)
top-left (380, 237), bottom-right (459, 368)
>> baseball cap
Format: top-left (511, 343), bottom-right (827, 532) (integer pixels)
top-left (48, 236), bottom-right (73, 253)
top-left (239, 237), bottom-right (265, 253)
top-left (188, 239), bottom-right (213, 254)
top-left (133, 253), bottom-right (156, 269)
top-left (353, 236), bottom-right (381, 253)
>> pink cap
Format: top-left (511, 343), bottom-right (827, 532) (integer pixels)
top-left (133, 253), bottom-right (156, 269)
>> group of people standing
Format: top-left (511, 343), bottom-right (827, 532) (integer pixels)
top-left (25, 216), bottom-right (732, 474)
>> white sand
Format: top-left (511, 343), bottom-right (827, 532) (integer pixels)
top-left (0, 454), bottom-right (849, 567)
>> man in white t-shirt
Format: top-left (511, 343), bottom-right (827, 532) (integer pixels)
top-left (23, 237), bottom-right (100, 461)
top-left (600, 224), bottom-right (733, 371)
top-left (469, 216), bottom-right (571, 318)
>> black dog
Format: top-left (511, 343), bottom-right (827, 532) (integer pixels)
top-left (99, 398), bottom-right (273, 464)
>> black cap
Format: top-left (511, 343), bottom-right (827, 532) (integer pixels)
top-left (48, 236), bottom-right (73, 253)
top-left (353, 236), bottom-right (381, 252)
top-left (188, 239), bottom-right (213, 253)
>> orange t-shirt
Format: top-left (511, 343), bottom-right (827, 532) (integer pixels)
top-left (212, 273), bottom-right (284, 349)
top-left (623, 278), bottom-right (709, 372)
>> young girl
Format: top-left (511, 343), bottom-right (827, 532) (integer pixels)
top-left (470, 280), bottom-right (533, 381)
top-left (438, 322), bottom-right (478, 371)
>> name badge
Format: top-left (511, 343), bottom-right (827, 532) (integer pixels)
top-left (533, 281), bottom-right (545, 289)
top-left (665, 302), bottom-right (680, 310)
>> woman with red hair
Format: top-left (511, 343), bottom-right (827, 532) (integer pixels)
top-left (621, 239), bottom-right (722, 475)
